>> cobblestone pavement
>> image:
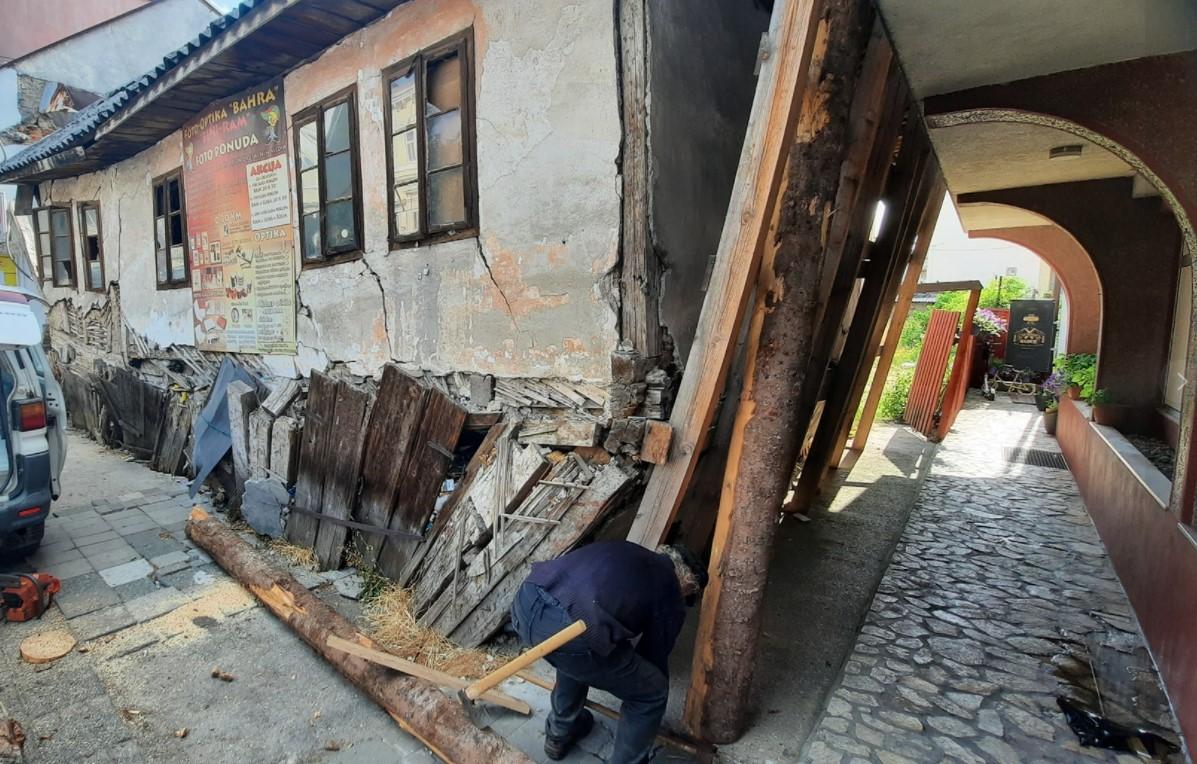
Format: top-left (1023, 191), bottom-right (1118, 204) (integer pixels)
top-left (801, 396), bottom-right (1181, 763)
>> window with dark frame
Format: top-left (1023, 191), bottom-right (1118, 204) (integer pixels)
top-left (78, 202), bottom-right (105, 292)
top-left (384, 32), bottom-right (476, 246)
top-left (294, 87), bottom-right (362, 265)
top-left (33, 206), bottom-right (75, 287)
top-left (152, 171), bottom-right (189, 288)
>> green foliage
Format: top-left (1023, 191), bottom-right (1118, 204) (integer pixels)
top-left (1045, 398), bottom-right (1059, 413)
top-left (1054, 353), bottom-right (1097, 400)
top-left (1089, 388), bottom-right (1112, 405)
top-left (899, 307), bottom-right (931, 350)
top-left (978, 276), bottom-right (1030, 308)
top-left (878, 369), bottom-right (914, 422)
top-left (933, 290), bottom-right (969, 313)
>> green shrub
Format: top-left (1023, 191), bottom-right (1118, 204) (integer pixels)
top-left (878, 370), bottom-right (914, 422)
top-left (899, 307), bottom-right (931, 350)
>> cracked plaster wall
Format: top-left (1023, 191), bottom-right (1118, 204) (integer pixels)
top-left (285, 0), bottom-right (622, 381)
top-left (24, 0), bottom-right (623, 384)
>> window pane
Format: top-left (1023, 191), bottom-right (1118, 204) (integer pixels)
top-left (394, 182), bottom-right (419, 237)
top-left (52, 234), bottom-right (70, 262)
top-left (392, 129), bottom-right (418, 184)
top-left (298, 121), bottom-right (319, 171)
top-left (155, 218), bottom-right (166, 251)
top-left (38, 234), bottom-right (51, 256)
top-left (427, 167), bottom-right (466, 228)
top-left (426, 110), bottom-right (462, 172)
top-left (51, 209), bottom-right (69, 236)
top-left (153, 184), bottom-right (164, 216)
top-left (156, 249), bottom-right (168, 284)
top-left (170, 245), bottom-right (186, 281)
top-left (86, 238), bottom-right (100, 263)
top-left (84, 207), bottom-right (99, 236)
top-left (390, 71), bottom-right (417, 131)
top-left (301, 168), bottom-right (320, 214)
top-left (324, 199), bottom-right (356, 249)
top-left (426, 52), bottom-right (461, 115)
top-left (301, 212), bottom-right (321, 261)
top-left (168, 178), bottom-right (181, 213)
top-left (324, 152), bottom-right (352, 201)
top-left (169, 213), bottom-right (183, 246)
top-left (41, 255), bottom-right (51, 279)
top-left (36, 209), bottom-right (49, 231)
top-left (89, 261), bottom-right (102, 288)
top-left (323, 102), bottom-right (350, 155)
top-left (54, 259), bottom-right (71, 284)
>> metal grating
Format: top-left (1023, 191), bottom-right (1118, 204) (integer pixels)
top-left (1004, 447), bottom-right (1069, 470)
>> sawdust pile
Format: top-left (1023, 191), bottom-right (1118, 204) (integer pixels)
top-left (363, 584), bottom-right (496, 679)
top-left (266, 538), bottom-right (317, 570)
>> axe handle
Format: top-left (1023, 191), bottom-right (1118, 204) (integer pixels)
top-left (465, 619), bottom-right (587, 700)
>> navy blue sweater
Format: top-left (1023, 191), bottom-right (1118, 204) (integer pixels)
top-left (526, 541), bottom-right (685, 676)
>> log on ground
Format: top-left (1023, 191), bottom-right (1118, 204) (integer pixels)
top-left (185, 508), bottom-right (533, 764)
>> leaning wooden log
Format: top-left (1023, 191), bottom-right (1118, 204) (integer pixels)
top-left (186, 508), bottom-right (533, 764)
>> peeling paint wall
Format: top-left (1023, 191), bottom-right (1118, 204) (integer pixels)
top-left (286, 0), bottom-right (622, 381)
top-left (646, 0), bottom-right (769, 365)
top-left (26, 0), bottom-right (623, 386)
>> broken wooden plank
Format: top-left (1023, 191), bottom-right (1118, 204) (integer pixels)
top-left (248, 408), bottom-right (273, 478)
top-left (376, 390), bottom-right (467, 580)
top-left (446, 463), bottom-right (634, 647)
top-left (269, 415), bottom-right (301, 484)
top-left (326, 636), bottom-right (531, 715)
top-left (186, 508), bottom-right (534, 764)
top-left (353, 366), bottom-right (429, 567)
top-left (517, 419), bottom-right (599, 447)
top-left (226, 380), bottom-right (257, 491)
top-left (286, 372), bottom-right (337, 549)
top-left (640, 420), bottom-right (673, 465)
top-left (260, 378), bottom-right (301, 416)
top-left (626, 0), bottom-right (824, 548)
top-left (313, 382), bottom-right (373, 571)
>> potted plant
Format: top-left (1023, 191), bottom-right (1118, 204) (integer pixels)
top-left (972, 308), bottom-right (1008, 339)
top-left (1038, 371), bottom-right (1064, 412)
top-left (1055, 353), bottom-right (1096, 400)
top-left (1043, 398), bottom-right (1059, 435)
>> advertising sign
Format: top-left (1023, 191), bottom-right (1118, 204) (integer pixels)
top-left (1004, 299), bottom-right (1057, 373)
top-left (182, 79), bottom-right (296, 354)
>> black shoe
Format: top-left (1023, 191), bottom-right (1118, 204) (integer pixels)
top-left (544, 709), bottom-right (595, 761)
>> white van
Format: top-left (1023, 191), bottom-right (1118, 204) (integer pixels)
top-left (0, 288), bottom-right (66, 556)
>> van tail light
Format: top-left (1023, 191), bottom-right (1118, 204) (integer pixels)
top-left (14, 400), bottom-right (47, 431)
top-left (18, 506), bottom-right (43, 518)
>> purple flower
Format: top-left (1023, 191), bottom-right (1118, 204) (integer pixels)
top-left (973, 309), bottom-right (1008, 336)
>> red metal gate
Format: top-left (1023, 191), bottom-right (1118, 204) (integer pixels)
top-left (904, 309), bottom-right (958, 437)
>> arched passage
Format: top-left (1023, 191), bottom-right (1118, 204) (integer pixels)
top-left (965, 214), bottom-right (1103, 355)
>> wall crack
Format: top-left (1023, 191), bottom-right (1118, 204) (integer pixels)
top-left (359, 257), bottom-right (397, 361)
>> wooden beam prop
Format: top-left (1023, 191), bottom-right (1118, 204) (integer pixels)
top-left (851, 202), bottom-right (943, 452)
top-left (791, 133), bottom-right (939, 505)
top-left (683, 0), bottom-right (878, 743)
top-left (626, 0), bottom-right (824, 548)
top-left (185, 509), bottom-right (534, 764)
top-left (915, 279), bottom-right (983, 294)
top-left (934, 288), bottom-right (981, 440)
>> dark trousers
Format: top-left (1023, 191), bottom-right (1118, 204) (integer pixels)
top-left (511, 583), bottom-right (669, 764)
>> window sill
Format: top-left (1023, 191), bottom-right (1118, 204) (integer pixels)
top-left (390, 228), bottom-right (478, 251)
top-left (301, 250), bottom-right (364, 271)
top-left (155, 282), bottom-right (191, 291)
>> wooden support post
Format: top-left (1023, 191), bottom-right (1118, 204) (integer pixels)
top-left (828, 175), bottom-right (945, 466)
top-left (618, 0), bottom-right (659, 359)
top-left (850, 199), bottom-right (943, 452)
top-left (226, 380), bottom-right (257, 491)
top-left (269, 415), bottom-right (301, 484)
top-left (185, 509), bottom-right (533, 764)
top-left (790, 133), bottom-right (940, 507)
top-left (626, 0), bottom-right (824, 548)
top-left (683, 0), bottom-right (876, 743)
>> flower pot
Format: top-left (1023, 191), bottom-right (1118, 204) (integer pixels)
top-left (1043, 409), bottom-right (1058, 435)
top-left (1066, 385), bottom-right (1082, 400)
top-left (1092, 404), bottom-right (1124, 427)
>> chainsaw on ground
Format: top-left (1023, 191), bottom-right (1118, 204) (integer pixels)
top-left (0, 573), bottom-right (61, 622)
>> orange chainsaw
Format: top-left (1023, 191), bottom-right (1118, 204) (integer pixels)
top-left (0, 573), bottom-right (61, 622)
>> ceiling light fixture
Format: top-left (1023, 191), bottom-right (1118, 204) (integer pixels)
top-left (1049, 144), bottom-right (1084, 160)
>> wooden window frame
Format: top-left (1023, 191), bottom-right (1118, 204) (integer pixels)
top-left (293, 85), bottom-right (364, 269)
top-left (383, 30), bottom-right (478, 249)
top-left (77, 201), bottom-right (106, 293)
top-left (33, 205), bottom-right (76, 288)
top-left (152, 169), bottom-right (191, 290)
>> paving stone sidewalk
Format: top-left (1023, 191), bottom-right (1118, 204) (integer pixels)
top-left (801, 396), bottom-right (1182, 763)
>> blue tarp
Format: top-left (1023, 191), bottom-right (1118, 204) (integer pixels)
top-left (189, 358), bottom-right (259, 498)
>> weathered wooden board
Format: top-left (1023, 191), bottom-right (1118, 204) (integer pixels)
top-left (447, 463), bottom-right (634, 647)
top-left (151, 397), bottom-right (191, 475)
top-left (226, 380), bottom-right (257, 489)
top-left (640, 420), bottom-right (672, 465)
top-left (517, 419), bottom-right (599, 447)
top-left (286, 372), bottom-right (337, 549)
top-left (261, 378), bottom-right (301, 416)
top-left (352, 366), bottom-right (428, 566)
top-left (376, 390), bottom-right (467, 579)
top-left (314, 382), bottom-right (373, 570)
top-left (269, 415), bottom-right (301, 484)
top-left (248, 408), bottom-right (273, 478)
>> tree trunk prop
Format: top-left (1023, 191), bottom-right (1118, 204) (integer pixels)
top-left (185, 508), bottom-right (533, 764)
